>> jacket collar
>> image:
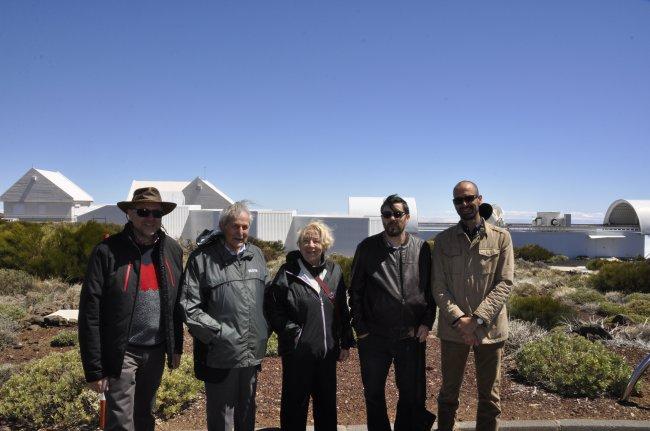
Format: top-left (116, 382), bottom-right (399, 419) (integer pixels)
top-left (212, 232), bottom-right (254, 261)
top-left (121, 222), bottom-right (166, 247)
top-left (454, 218), bottom-right (489, 241)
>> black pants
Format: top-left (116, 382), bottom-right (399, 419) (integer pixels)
top-left (358, 334), bottom-right (425, 431)
top-left (280, 351), bottom-right (338, 431)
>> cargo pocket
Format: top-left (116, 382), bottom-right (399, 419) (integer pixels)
top-left (478, 248), bottom-right (499, 274)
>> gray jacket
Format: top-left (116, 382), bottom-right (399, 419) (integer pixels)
top-left (181, 233), bottom-right (269, 371)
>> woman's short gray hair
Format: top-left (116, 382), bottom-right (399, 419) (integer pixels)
top-left (219, 201), bottom-right (253, 230)
top-left (297, 220), bottom-right (334, 251)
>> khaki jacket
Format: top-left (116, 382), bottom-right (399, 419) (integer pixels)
top-left (432, 221), bottom-right (514, 344)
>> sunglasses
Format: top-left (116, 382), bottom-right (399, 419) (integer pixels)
top-left (381, 210), bottom-right (406, 219)
top-left (452, 195), bottom-right (479, 205)
top-left (135, 208), bottom-right (164, 219)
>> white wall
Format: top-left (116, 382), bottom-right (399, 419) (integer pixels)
top-left (251, 210), bottom-right (295, 243)
top-left (285, 216), bottom-right (371, 257)
top-left (181, 209), bottom-right (222, 242)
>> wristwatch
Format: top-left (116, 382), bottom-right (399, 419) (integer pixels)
top-left (474, 316), bottom-right (485, 326)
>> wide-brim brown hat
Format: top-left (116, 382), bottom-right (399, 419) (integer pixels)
top-left (117, 187), bottom-right (177, 215)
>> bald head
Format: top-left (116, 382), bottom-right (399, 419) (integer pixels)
top-left (453, 180), bottom-right (479, 196)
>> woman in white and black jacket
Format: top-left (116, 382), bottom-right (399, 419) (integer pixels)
top-left (265, 220), bottom-right (355, 431)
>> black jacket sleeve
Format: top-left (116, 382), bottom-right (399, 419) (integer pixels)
top-left (264, 268), bottom-right (301, 338)
top-left (419, 241), bottom-right (436, 329)
top-left (349, 242), bottom-right (369, 336)
top-left (78, 244), bottom-right (107, 382)
top-left (335, 274), bottom-right (356, 349)
top-left (172, 247), bottom-right (184, 355)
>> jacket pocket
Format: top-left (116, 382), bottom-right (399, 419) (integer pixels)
top-left (442, 248), bottom-right (464, 275)
top-left (478, 248), bottom-right (499, 274)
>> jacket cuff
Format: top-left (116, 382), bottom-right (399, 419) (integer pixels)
top-left (447, 307), bottom-right (466, 324)
top-left (85, 371), bottom-right (104, 383)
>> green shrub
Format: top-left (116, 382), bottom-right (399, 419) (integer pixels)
top-left (0, 350), bottom-right (204, 427)
top-left (515, 332), bottom-right (633, 397)
top-left (514, 244), bottom-right (555, 262)
top-left (565, 288), bottom-right (605, 305)
top-left (266, 332), bottom-right (279, 357)
top-left (0, 324), bottom-right (17, 350)
top-left (155, 355), bottom-right (203, 419)
top-left (625, 299), bottom-right (650, 319)
top-left (596, 301), bottom-right (628, 317)
top-left (0, 303), bottom-right (27, 323)
top-left (50, 330), bottom-right (78, 347)
top-left (590, 260), bottom-right (650, 294)
top-left (547, 255), bottom-right (569, 264)
top-left (328, 253), bottom-right (353, 286)
top-left (0, 350), bottom-right (97, 428)
top-left (248, 237), bottom-right (285, 262)
top-left (586, 259), bottom-right (612, 271)
top-left (0, 221), bottom-right (121, 282)
top-left (509, 295), bottom-right (573, 329)
top-left (0, 268), bottom-right (37, 295)
top-left (624, 292), bottom-right (650, 303)
top-left (0, 363), bottom-right (15, 387)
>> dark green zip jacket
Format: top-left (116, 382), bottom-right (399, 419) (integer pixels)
top-left (78, 223), bottom-right (184, 382)
top-left (180, 232), bottom-right (269, 378)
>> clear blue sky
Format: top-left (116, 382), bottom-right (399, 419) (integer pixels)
top-left (1, 1), bottom-right (649, 222)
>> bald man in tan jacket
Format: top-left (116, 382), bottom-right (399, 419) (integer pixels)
top-left (432, 181), bottom-right (514, 431)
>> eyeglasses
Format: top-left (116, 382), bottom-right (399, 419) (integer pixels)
top-left (452, 195), bottom-right (478, 205)
top-left (381, 210), bottom-right (406, 219)
top-left (135, 208), bottom-right (163, 219)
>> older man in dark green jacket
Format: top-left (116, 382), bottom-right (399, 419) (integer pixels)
top-left (180, 201), bottom-right (269, 431)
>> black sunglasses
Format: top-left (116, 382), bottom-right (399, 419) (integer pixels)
top-left (381, 210), bottom-right (406, 219)
top-left (452, 195), bottom-right (479, 205)
top-left (136, 208), bottom-right (164, 219)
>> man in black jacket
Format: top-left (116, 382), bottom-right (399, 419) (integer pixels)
top-left (350, 194), bottom-right (436, 431)
top-left (78, 187), bottom-right (184, 431)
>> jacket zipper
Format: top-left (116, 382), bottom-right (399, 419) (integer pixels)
top-left (164, 257), bottom-right (175, 286)
top-left (125, 236), bottom-right (142, 343)
top-left (318, 294), bottom-right (328, 357)
top-left (123, 263), bottom-right (132, 292)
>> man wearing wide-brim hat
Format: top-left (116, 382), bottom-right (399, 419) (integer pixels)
top-left (79, 187), bottom-right (185, 431)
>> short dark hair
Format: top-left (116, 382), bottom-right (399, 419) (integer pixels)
top-left (381, 194), bottom-right (409, 214)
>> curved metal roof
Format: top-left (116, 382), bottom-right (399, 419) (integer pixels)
top-left (603, 199), bottom-right (650, 234)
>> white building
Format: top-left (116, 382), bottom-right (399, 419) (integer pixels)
top-left (424, 199), bottom-right (650, 259)
top-left (1, 168), bottom-right (93, 221)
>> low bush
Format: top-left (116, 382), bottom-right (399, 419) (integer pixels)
top-left (586, 259), bottom-right (612, 271)
top-left (515, 332), bottom-right (633, 397)
top-left (0, 303), bottom-right (27, 323)
top-left (505, 319), bottom-right (547, 357)
top-left (624, 292), bottom-right (650, 303)
top-left (625, 299), bottom-right (650, 319)
top-left (0, 268), bottom-right (37, 295)
top-left (328, 254), bottom-right (353, 286)
top-left (155, 355), bottom-right (203, 419)
top-left (565, 288), bottom-right (605, 305)
top-left (248, 237), bottom-right (285, 262)
top-left (547, 255), bottom-right (569, 264)
top-left (509, 295), bottom-right (574, 329)
top-left (50, 330), bottom-right (78, 347)
top-left (0, 324), bottom-right (17, 350)
top-left (590, 260), bottom-right (650, 294)
top-left (266, 332), bottom-right (279, 357)
top-left (514, 244), bottom-right (554, 262)
top-left (0, 350), bottom-right (205, 427)
top-left (0, 350), bottom-right (97, 428)
top-left (0, 363), bottom-right (15, 387)
top-left (0, 221), bottom-right (122, 282)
